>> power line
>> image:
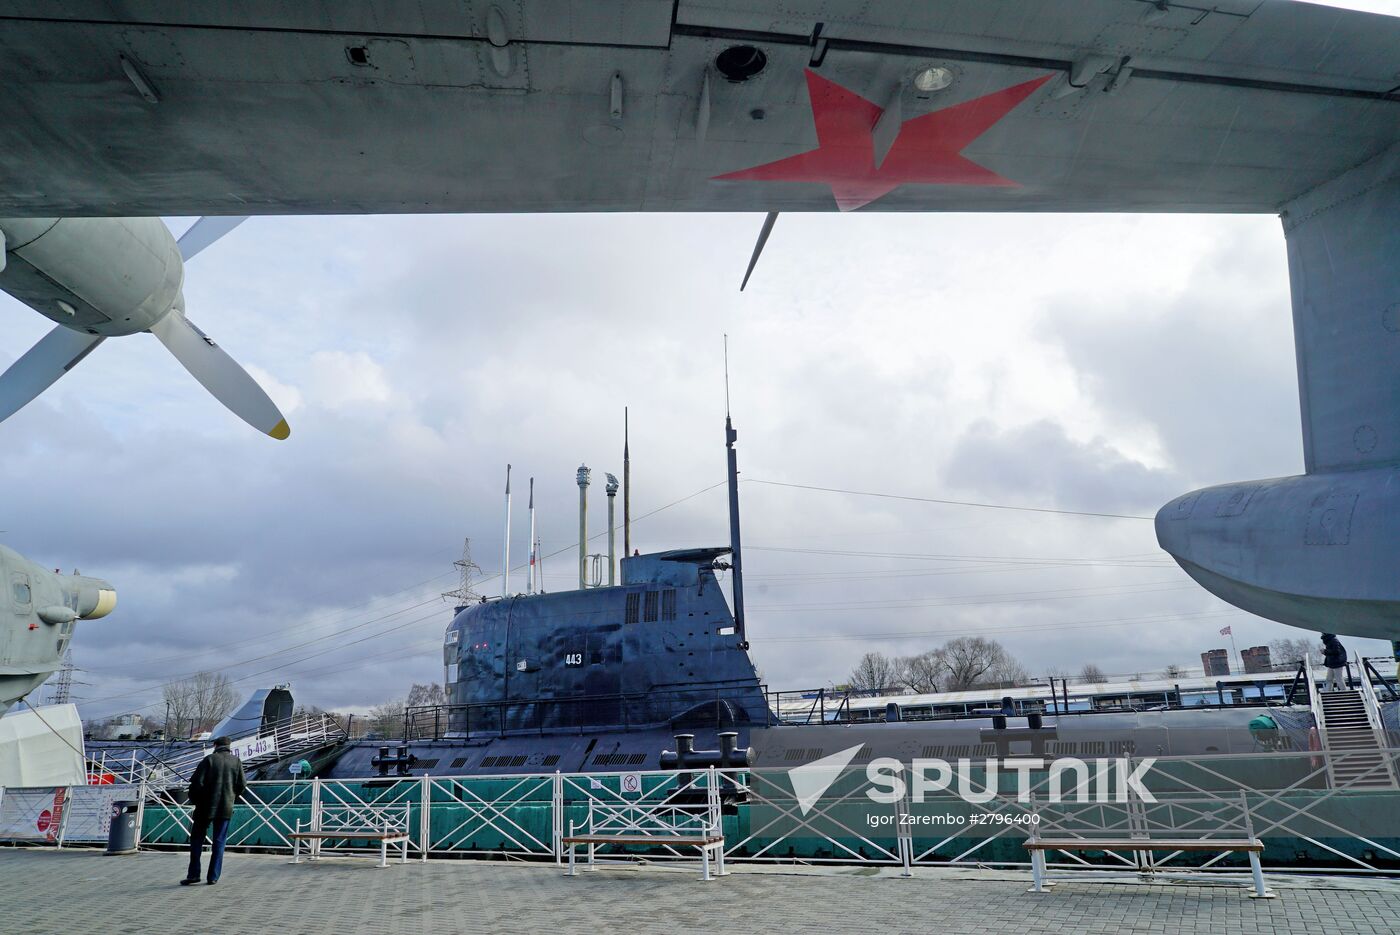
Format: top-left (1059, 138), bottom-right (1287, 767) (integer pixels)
top-left (747, 478), bottom-right (1155, 521)
top-left (747, 544), bottom-right (1171, 567)
top-left (749, 608), bottom-right (1245, 643)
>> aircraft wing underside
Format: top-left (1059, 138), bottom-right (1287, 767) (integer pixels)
top-left (0, 0), bottom-right (1397, 217)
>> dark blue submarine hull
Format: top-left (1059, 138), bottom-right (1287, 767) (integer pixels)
top-left (320, 548), bottom-right (1285, 780)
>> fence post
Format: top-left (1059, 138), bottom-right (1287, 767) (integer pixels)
top-left (420, 774), bottom-right (430, 861)
top-left (553, 771), bottom-right (564, 865)
top-left (898, 783), bottom-right (912, 877)
top-left (134, 780), bottom-right (147, 849)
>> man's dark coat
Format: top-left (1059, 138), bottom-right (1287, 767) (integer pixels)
top-left (189, 749), bottom-right (247, 822)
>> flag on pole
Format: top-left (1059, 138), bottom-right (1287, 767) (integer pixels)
top-left (1219, 626), bottom-right (1232, 636)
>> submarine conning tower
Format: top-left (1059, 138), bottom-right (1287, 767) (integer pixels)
top-left (443, 546), bottom-right (769, 737)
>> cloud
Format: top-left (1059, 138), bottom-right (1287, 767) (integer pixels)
top-left (943, 419), bottom-right (1179, 515)
top-left (1, 211), bottom-right (1387, 720)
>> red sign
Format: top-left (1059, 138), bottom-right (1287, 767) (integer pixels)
top-left (36, 809), bottom-right (52, 832)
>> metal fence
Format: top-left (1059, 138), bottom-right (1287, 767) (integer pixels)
top-left (9, 746), bottom-right (1400, 877)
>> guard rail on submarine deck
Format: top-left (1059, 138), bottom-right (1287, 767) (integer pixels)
top-left (401, 686), bottom-right (770, 741)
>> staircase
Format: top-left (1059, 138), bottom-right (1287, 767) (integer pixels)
top-left (92, 712), bottom-right (348, 791)
top-left (1316, 689), bottom-right (1397, 789)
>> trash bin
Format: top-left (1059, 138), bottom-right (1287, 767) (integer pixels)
top-left (105, 800), bottom-right (139, 855)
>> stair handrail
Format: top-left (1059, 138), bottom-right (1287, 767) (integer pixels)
top-left (1284, 659), bottom-right (1308, 705)
top-left (1354, 657), bottom-right (1388, 737)
top-left (1362, 657), bottom-right (1399, 703)
top-left (1305, 652), bottom-right (1329, 753)
top-left (115, 711), bottom-right (347, 789)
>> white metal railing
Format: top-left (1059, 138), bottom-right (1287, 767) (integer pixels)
top-left (1305, 653), bottom-right (1328, 751)
top-left (12, 747), bottom-right (1399, 878)
top-left (88, 712), bottom-right (346, 790)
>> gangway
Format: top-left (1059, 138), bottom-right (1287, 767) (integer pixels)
top-left (89, 711), bottom-right (347, 790)
top-left (1305, 655), bottom-right (1396, 790)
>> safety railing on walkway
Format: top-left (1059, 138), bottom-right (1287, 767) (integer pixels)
top-left (88, 712), bottom-right (347, 790)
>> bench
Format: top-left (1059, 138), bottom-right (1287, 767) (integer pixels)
top-left (562, 800), bottom-right (726, 881)
top-left (1024, 793), bottom-right (1273, 898)
top-left (290, 804), bottom-right (411, 868)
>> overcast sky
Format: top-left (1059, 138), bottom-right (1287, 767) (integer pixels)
top-left (5, 0), bottom-right (1398, 722)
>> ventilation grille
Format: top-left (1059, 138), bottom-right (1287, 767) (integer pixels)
top-left (480, 754), bottom-right (529, 769)
top-left (784, 748), bottom-right (825, 762)
top-left (625, 592), bottom-right (640, 624)
top-left (592, 752), bottom-right (648, 766)
top-left (661, 589), bottom-right (677, 621)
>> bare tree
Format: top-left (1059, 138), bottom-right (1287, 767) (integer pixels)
top-left (848, 652), bottom-right (898, 694)
top-left (896, 651), bottom-right (944, 694)
top-left (406, 682), bottom-right (448, 708)
top-left (162, 671), bottom-right (237, 738)
top-left (987, 655), bottom-right (1030, 688)
top-left (941, 637), bottom-right (1017, 692)
top-left (367, 699), bottom-right (406, 738)
top-left (1269, 637), bottom-right (1316, 668)
top-left (1080, 663), bottom-right (1107, 683)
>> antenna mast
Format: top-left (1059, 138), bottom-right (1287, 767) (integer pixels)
top-left (527, 477), bottom-right (537, 594)
top-left (724, 336), bottom-right (748, 647)
top-left (500, 464), bottom-right (512, 597)
top-left (623, 407), bottom-right (631, 558)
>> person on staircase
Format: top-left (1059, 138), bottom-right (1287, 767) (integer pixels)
top-left (1321, 634), bottom-right (1348, 693)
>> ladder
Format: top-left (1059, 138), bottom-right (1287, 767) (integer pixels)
top-left (1308, 655), bottom-right (1397, 789)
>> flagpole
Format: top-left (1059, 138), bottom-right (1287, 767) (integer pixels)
top-left (1228, 630), bottom-right (1241, 675)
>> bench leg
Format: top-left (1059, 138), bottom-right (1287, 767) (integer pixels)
top-left (701, 844), bottom-right (712, 882)
top-left (379, 839), bottom-right (388, 869)
top-left (293, 837), bottom-right (300, 864)
top-left (588, 842), bottom-right (595, 871)
top-left (402, 838), bottom-right (409, 864)
top-left (716, 843), bottom-right (726, 877)
top-left (1029, 851), bottom-right (1045, 894)
top-left (567, 843), bottom-right (576, 877)
top-left (1247, 851), bottom-right (1275, 899)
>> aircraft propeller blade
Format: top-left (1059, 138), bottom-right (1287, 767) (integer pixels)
top-left (739, 211), bottom-right (779, 292)
top-left (0, 326), bottom-right (105, 423)
top-left (149, 311), bottom-right (290, 440)
top-left (177, 216), bottom-right (249, 262)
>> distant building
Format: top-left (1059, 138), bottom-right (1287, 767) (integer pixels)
top-left (101, 714), bottom-right (144, 741)
top-left (1201, 649), bottom-right (1231, 677)
top-left (1241, 645), bottom-right (1272, 674)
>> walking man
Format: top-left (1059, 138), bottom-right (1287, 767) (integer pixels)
top-left (1321, 633), bottom-right (1349, 692)
top-left (181, 736), bottom-right (246, 886)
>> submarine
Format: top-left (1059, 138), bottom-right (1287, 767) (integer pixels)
top-left (322, 413), bottom-right (1288, 780)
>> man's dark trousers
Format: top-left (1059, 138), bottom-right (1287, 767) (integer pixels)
top-left (187, 816), bottom-right (230, 883)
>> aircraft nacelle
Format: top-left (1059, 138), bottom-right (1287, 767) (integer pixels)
top-left (0, 543), bottom-right (116, 713)
top-left (1156, 469), bottom-right (1400, 642)
top-left (0, 216), bottom-right (184, 337)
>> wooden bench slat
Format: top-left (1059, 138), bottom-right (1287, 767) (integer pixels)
top-left (1027, 838), bottom-right (1262, 852)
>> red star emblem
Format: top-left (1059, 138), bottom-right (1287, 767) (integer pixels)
top-left (715, 70), bottom-right (1054, 211)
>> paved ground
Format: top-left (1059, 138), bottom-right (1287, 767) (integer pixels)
top-left (3, 848), bottom-right (1399, 935)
